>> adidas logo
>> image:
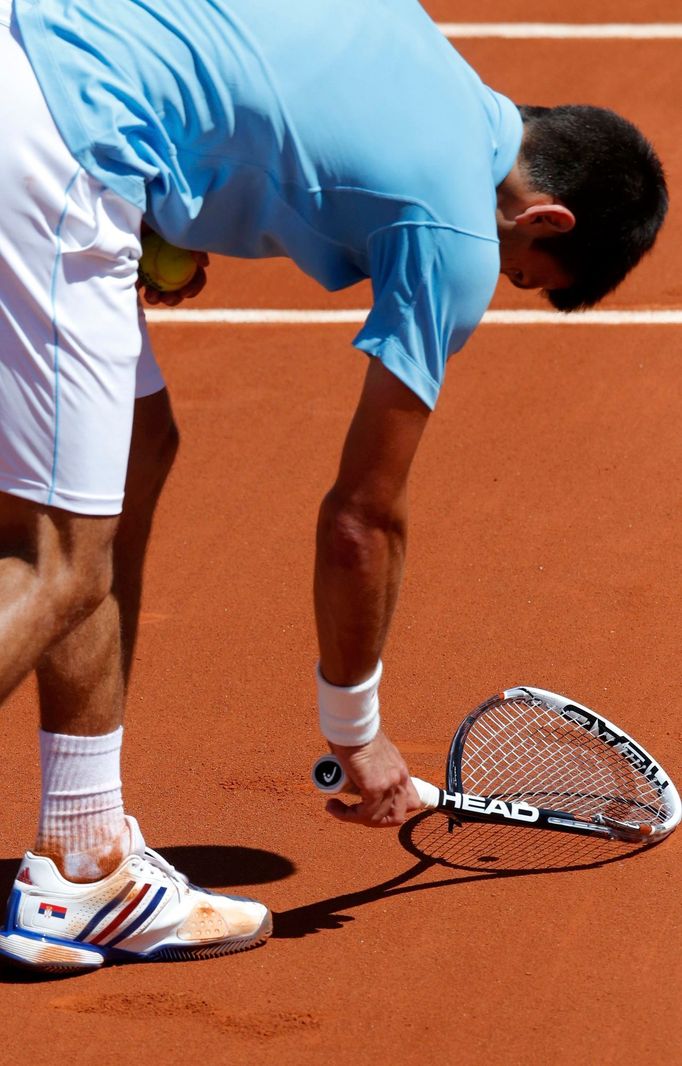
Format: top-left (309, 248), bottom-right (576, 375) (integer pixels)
top-left (17, 868), bottom-right (33, 886)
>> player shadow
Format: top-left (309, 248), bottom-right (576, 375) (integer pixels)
top-left (157, 843), bottom-right (295, 887)
top-left (0, 844), bottom-right (295, 984)
top-left (272, 811), bottom-right (658, 939)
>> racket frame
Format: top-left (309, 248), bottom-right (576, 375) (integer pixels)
top-left (444, 685), bottom-right (681, 842)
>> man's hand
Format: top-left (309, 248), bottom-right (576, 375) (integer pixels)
top-left (138, 250), bottom-right (210, 307)
top-left (325, 730), bottom-right (422, 827)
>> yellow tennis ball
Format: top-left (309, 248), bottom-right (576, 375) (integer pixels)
top-left (138, 233), bottom-right (198, 292)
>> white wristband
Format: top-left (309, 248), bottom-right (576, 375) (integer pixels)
top-left (316, 660), bottom-right (382, 745)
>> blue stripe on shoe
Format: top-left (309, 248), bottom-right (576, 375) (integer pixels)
top-left (74, 881), bottom-right (135, 942)
top-left (3, 889), bottom-right (21, 932)
top-left (105, 887), bottom-right (167, 950)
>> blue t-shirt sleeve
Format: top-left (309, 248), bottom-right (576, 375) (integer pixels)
top-left (353, 224), bottom-right (500, 409)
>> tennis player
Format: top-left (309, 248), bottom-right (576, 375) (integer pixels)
top-left (0, 0), bottom-right (667, 971)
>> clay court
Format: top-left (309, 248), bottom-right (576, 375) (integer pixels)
top-left (1, 2), bottom-right (680, 1063)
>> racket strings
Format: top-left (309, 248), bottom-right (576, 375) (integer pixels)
top-left (460, 702), bottom-right (601, 807)
top-left (455, 698), bottom-right (669, 827)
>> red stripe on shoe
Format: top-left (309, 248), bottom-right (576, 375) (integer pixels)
top-left (89, 883), bottom-right (151, 945)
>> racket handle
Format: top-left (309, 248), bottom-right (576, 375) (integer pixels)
top-left (311, 755), bottom-right (440, 809)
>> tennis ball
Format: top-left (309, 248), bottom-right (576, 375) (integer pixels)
top-left (138, 233), bottom-right (198, 292)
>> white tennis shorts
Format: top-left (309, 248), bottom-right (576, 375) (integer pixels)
top-left (0, 2), bottom-right (165, 516)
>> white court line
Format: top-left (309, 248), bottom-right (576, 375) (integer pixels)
top-left (438, 23), bottom-right (682, 39)
top-left (146, 308), bottom-right (682, 326)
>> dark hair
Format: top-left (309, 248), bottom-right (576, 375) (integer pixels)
top-left (517, 104), bottom-right (668, 311)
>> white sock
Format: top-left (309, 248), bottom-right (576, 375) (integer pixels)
top-left (36, 727), bottom-right (128, 883)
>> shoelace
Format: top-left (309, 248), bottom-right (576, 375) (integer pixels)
top-left (128, 846), bottom-right (191, 900)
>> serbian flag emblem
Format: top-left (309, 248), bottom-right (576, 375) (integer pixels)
top-left (38, 902), bottom-right (67, 919)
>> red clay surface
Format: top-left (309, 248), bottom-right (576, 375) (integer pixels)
top-left (1, 5), bottom-right (680, 1065)
top-left (424, 0), bottom-right (682, 23)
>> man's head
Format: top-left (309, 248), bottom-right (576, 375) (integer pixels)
top-left (496, 104), bottom-right (668, 310)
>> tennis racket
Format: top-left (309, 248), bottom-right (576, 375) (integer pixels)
top-left (312, 686), bottom-right (681, 843)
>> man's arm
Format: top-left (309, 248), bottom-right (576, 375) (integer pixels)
top-left (314, 356), bottom-right (431, 826)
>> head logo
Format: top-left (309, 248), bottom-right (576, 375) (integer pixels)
top-left (442, 790), bottom-right (540, 823)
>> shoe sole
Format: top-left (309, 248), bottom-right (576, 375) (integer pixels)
top-left (0, 911), bottom-right (272, 975)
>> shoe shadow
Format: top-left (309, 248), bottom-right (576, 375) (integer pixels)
top-left (0, 845), bottom-right (295, 984)
top-left (157, 844), bottom-right (295, 887)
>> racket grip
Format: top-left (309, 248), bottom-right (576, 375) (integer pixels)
top-left (311, 755), bottom-right (440, 809)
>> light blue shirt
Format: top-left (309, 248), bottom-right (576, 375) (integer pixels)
top-left (16, 0), bottom-right (522, 407)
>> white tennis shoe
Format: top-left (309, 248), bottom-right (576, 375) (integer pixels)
top-left (0, 816), bottom-right (272, 973)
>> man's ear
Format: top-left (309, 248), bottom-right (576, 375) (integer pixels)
top-left (514, 203), bottom-right (576, 235)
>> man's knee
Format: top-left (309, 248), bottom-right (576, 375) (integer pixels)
top-left (45, 513), bottom-right (118, 630)
top-left (56, 544), bottom-right (115, 623)
top-left (0, 492), bottom-right (118, 640)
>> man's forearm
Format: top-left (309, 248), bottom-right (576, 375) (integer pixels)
top-left (313, 488), bottom-right (407, 687)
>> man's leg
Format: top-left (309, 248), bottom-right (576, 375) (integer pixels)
top-left (0, 393), bottom-right (271, 971)
top-left (32, 389), bottom-right (178, 880)
top-left (0, 494), bottom-right (121, 881)
top-left (113, 388), bottom-right (180, 688)
top-left (36, 388), bottom-right (179, 725)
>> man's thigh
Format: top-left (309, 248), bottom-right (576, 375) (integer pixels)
top-left (0, 11), bottom-right (152, 518)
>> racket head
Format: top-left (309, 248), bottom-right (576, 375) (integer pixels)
top-left (445, 686), bottom-right (680, 843)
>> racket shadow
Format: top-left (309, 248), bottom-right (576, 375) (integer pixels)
top-left (401, 810), bottom-right (655, 872)
top-left (273, 811), bottom-right (653, 940)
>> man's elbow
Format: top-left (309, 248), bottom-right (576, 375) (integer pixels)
top-left (316, 489), bottom-right (407, 571)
